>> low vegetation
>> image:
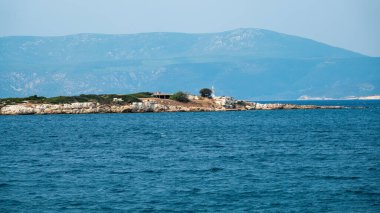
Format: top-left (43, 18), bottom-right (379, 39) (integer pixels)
top-left (0, 92), bottom-right (153, 105)
top-left (170, 92), bottom-right (190, 103)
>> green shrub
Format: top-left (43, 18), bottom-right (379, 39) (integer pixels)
top-left (130, 92), bottom-right (153, 98)
top-left (0, 95), bottom-right (47, 105)
top-left (170, 92), bottom-right (190, 103)
top-left (0, 92), bottom-right (148, 105)
top-left (0, 97), bottom-right (24, 105)
top-left (26, 95), bottom-right (46, 101)
top-left (120, 95), bottom-right (140, 103)
top-left (45, 96), bottom-right (79, 104)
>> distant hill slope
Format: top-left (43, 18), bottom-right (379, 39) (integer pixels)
top-left (0, 28), bottom-right (379, 100)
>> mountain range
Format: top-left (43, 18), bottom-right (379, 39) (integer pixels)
top-left (0, 28), bottom-right (379, 100)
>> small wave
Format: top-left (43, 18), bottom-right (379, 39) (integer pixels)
top-left (110, 187), bottom-right (126, 193)
top-left (141, 169), bottom-right (156, 173)
top-left (321, 175), bottom-right (360, 180)
top-left (0, 183), bottom-right (10, 187)
top-left (91, 133), bottom-right (104, 138)
top-left (209, 167), bottom-right (224, 172)
top-left (0, 199), bottom-right (23, 205)
top-left (110, 170), bottom-right (131, 174)
top-left (345, 189), bottom-right (380, 196)
top-left (173, 187), bottom-right (201, 194)
top-left (201, 144), bottom-right (225, 148)
top-left (181, 167), bottom-right (224, 173)
top-left (63, 169), bottom-right (83, 174)
top-left (219, 155), bottom-right (239, 160)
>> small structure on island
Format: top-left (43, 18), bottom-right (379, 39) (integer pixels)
top-left (211, 86), bottom-right (216, 98)
top-left (214, 96), bottom-right (237, 108)
top-left (187, 94), bottom-right (199, 100)
top-left (152, 92), bottom-right (172, 99)
top-left (113, 97), bottom-right (123, 103)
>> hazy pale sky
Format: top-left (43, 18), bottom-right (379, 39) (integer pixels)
top-left (0, 0), bottom-right (379, 56)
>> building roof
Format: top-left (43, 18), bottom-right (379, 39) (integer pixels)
top-left (152, 92), bottom-right (172, 96)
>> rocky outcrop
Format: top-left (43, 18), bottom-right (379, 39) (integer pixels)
top-left (0, 102), bottom-right (106, 115)
top-left (127, 101), bottom-right (221, 113)
top-left (0, 102), bottom-right (207, 115)
top-left (0, 100), bottom-right (344, 115)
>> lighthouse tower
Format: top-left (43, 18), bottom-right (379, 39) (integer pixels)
top-left (211, 86), bottom-right (216, 98)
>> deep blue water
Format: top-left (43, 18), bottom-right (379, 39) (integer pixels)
top-left (1, 101), bottom-right (379, 212)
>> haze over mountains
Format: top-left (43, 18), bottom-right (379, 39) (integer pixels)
top-left (0, 28), bottom-right (379, 100)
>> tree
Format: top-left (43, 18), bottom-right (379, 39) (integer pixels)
top-left (170, 92), bottom-right (190, 103)
top-left (26, 95), bottom-right (46, 101)
top-left (199, 88), bottom-right (212, 98)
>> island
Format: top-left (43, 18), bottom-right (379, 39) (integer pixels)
top-left (0, 91), bottom-right (343, 115)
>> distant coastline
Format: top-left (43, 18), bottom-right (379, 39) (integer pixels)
top-left (0, 92), bottom-right (344, 115)
top-left (297, 95), bottom-right (380, 101)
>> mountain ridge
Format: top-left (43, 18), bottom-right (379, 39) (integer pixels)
top-left (0, 28), bottom-right (370, 58)
top-left (0, 28), bottom-right (378, 99)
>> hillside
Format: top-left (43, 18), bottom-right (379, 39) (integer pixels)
top-left (0, 28), bottom-right (379, 100)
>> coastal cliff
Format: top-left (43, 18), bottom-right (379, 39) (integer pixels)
top-left (0, 98), bottom-right (343, 115)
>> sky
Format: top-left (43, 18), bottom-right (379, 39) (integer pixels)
top-left (0, 0), bottom-right (379, 56)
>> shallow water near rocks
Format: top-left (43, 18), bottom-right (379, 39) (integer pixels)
top-left (1, 101), bottom-right (379, 212)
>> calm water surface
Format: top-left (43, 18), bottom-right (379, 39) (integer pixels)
top-left (0, 101), bottom-right (379, 212)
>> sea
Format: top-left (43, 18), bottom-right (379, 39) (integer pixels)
top-left (0, 100), bottom-right (379, 212)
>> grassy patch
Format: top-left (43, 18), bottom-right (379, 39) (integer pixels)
top-left (0, 92), bottom-right (154, 105)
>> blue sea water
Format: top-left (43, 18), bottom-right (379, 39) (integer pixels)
top-left (0, 101), bottom-right (379, 212)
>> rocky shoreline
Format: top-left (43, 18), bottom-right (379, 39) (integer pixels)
top-left (0, 99), bottom-right (343, 115)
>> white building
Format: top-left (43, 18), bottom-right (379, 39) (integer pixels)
top-left (113, 98), bottom-right (123, 102)
top-left (214, 96), bottom-right (236, 108)
top-left (187, 94), bottom-right (199, 100)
